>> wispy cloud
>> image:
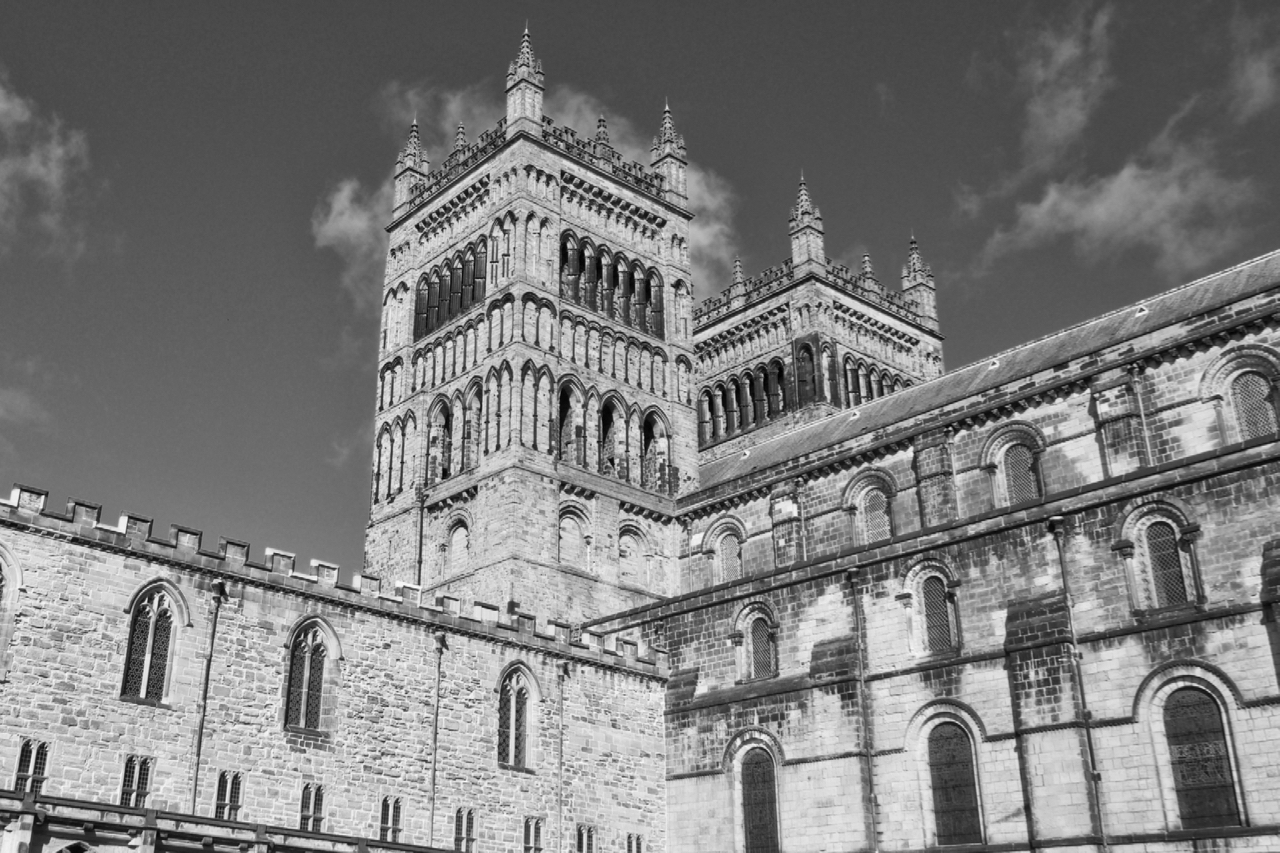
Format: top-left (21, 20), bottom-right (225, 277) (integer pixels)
top-left (1015, 4), bottom-right (1114, 177)
top-left (0, 68), bottom-right (90, 258)
top-left (980, 128), bottom-right (1257, 279)
top-left (0, 386), bottom-right (48, 425)
top-left (325, 422), bottom-right (372, 469)
top-left (1227, 9), bottom-right (1280, 124)
top-left (311, 177), bottom-right (394, 315)
top-left (315, 78), bottom-right (741, 303)
top-left (964, 4), bottom-right (1115, 215)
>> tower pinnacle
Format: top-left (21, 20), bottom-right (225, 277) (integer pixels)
top-left (650, 102), bottom-right (687, 206)
top-left (788, 174), bottom-right (825, 275)
top-left (453, 123), bottom-right (467, 152)
top-left (505, 26), bottom-right (545, 138)
top-left (733, 256), bottom-right (745, 286)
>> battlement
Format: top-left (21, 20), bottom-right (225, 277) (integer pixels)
top-left (692, 256), bottom-right (927, 331)
top-left (0, 483), bottom-right (668, 677)
top-left (539, 116), bottom-right (668, 201)
top-left (398, 118), bottom-right (508, 216)
top-left (693, 261), bottom-right (795, 327)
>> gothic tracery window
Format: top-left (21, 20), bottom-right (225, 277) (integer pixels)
top-left (1164, 687), bottom-right (1240, 829)
top-left (455, 808), bottom-right (476, 852)
top-left (123, 589), bottom-right (175, 703)
top-left (497, 668), bottom-right (530, 769)
top-left (286, 626), bottom-right (327, 730)
top-left (300, 783), bottom-right (324, 831)
top-left (927, 723), bottom-right (983, 845)
top-left (741, 748), bottom-right (779, 853)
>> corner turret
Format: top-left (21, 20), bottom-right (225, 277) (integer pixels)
top-left (393, 119), bottom-right (427, 211)
top-left (901, 235), bottom-right (938, 330)
top-left (650, 102), bottom-right (687, 207)
top-left (505, 27), bottom-right (545, 138)
top-left (788, 175), bottom-right (826, 277)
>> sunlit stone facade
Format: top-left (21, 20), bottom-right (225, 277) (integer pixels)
top-left (3, 32), bottom-right (1280, 853)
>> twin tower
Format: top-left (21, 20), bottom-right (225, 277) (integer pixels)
top-left (365, 31), bottom-right (943, 624)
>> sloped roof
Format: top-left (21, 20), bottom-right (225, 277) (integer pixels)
top-left (697, 248), bottom-right (1280, 492)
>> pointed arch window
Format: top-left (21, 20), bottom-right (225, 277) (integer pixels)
top-left (741, 748), bottom-right (779, 853)
top-left (1230, 370), bottom-right (1277, 440)
top-left (286, 626), bottom-right (327, 730)
top-left (575, 825), bottom-right (595, 853)
top-left (15, 739), bottom-right (48, 794)
top-left (215, 771), bottom-right (243, 820)
top-left (454, 808), bottom-right (476, 852)
top-left (523, 818), bottom-right (544, 853)
top-left (1164, 687), bottom-right (1240, 829)
top-left (497, 669), bottom-right (530, 769)
top-left (122, 589), bottom-right (175, 703)
top-left (927, 723), bottom-right (983, 845)
top-left (300, 783), bottom-right (324, 831)
top-left (120, 755), bottom-right (153, 809)
top-left (380, 796), bottom-right (403, 842)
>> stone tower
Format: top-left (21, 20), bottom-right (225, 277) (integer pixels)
top-left (692, 178), bottom-right (946, 460)
top-left (366, 31), bottom-right (698, 623)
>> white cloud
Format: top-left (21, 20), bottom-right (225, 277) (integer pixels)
top-left (0, 386), bottom-right (48, 425)
top-left (0, 69), bottom-right (90, 256)
top-left (311, 177), bottom-right (394, 314)
top-left (1228, 10), bottom-right (1280, 124)
top-left (962, 5), bottom-right (1114, 216)
top-left (980, 133), bottom-right (1257, 279)
top-left (1016, 5), bottom-right (1114, 175)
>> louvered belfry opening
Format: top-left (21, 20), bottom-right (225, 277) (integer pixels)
top-left (1146, 521), bottom-right (1188, 608)
top-left (922, 576), bottom-right (952, 652)
top-left (741, 749), bottom-right (779, 853)
top-left (1231, 370), bottom-right (1277, 440)
top-left (1164, 688), bottom-right (1241, 829)
top-left (1003, 443), bottom-right (1040, 504)
top-left (928, 723), bottom-right (983, 845)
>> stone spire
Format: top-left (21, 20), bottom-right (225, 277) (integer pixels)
top-left (650, 101), bottom-right (687, 206)
top-left (900, 235), bottom-right (938, 330)
top-left (453, 123), bottom-right (467, 152)
top-left (505, 26), bottom-right (545, 138)
top-left (595, 115), bottom-right (610, 145)
top-left (733, 256), bottom-right (744, 286)
top-left (789, 174), bottom-right (826, 276)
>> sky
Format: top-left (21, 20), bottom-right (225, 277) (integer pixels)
top-left (0, 1), bottom-right (1278, 575)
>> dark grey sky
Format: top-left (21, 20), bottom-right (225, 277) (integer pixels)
top-left (1, 2), bottom-right (1277, 575)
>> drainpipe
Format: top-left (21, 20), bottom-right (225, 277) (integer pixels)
top-left (1048, 516), bottom-right (1109, 852)
top-left (1126, 364), bottom-right (1153, 465)
top-left (190, 580), bottom-right (228, 814)
top-left (429, 632), bottom-right (447, 846)
top-left (849, 571), bottom-right (880, 852)
top-left (558, 661), bottom-right (570, 853)
top-left (416, 485), bottom-right (427, 586)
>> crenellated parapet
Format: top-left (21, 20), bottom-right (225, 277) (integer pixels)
top-left (0, 483), bottom-right (668, 678)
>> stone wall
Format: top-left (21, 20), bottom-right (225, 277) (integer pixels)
top-left (0, 493), bottom-right (667, 853)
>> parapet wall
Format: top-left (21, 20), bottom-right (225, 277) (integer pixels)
top-left (0, 483), bottom-right (667, 676)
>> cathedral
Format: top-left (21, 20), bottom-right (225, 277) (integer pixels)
top-left (2, 32), bottom-right (1279, 853)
